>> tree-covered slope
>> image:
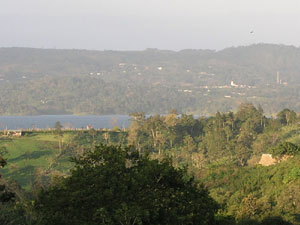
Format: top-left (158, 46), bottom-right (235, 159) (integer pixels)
top-left (1, 44), bottom-right (300, 115)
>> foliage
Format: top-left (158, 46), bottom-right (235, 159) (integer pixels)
top-left (35, 144), bottom-right (218, 225)
top-left (2, 44), bottom-right (300, 115)
top-left (202, 157), bottom-right (300, 224)
top-left (0, 148), bottom-right (29, 225)
top-left (128, 104), bottom-right (268, 167)
top-left (0, 202), bottom-right (28, 225)
top-left (54, 121), bottom-right (63, 133)
top-left (269, 142), bottom-right (300, 157)
top-left (277, 109), bottom-right (297, 126)
top-left (1, 105), bottom-right (300, 224)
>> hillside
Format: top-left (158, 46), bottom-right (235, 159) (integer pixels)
top-left (2, 105), bottom-right (300, 224)
top-left (1, 44), bottom-right (300, 115)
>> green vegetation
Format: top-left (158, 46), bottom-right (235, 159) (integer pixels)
top-left (0, 130), bottom-right (126, 189)
top-left (2, 104), bottom-right (300, 224)
top-left (0, 146), bottom-right (27, 225)
top-left (35, 145), bottom-right (218, 225)
top-left (0, 132), bottom-right (62, 189)
top-left (1, 44), bottom-right (300, 115)
top-left (269, 142), bottom-right (300, 157)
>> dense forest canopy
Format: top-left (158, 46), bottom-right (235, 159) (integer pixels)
top-left (1, 44), bottom-right (300, 115)
top-left (34, 145), bottom-right (218, 225)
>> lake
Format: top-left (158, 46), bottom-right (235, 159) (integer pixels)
top-left (0, 115), bottom-right (132, 130)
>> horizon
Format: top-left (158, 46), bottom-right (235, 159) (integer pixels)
top-left (1, 42), bottom-right (299, 52)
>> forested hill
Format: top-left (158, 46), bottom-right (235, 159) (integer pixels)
top-left (1, 44), bottom-right (300, 115)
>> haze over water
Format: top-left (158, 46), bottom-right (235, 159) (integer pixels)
top-left (0, 115), bottom-right (131, 130)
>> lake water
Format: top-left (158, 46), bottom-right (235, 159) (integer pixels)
top-left (0, 115), bottom-right (131, 130)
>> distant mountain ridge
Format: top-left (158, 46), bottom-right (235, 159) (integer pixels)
top-left (0, 44), bottom-right (299, 115)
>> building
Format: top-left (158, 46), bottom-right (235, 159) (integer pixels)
top-left (3, 130), bottom-right (23, 137)
top-left (87, 125), bottom-right (94, 130)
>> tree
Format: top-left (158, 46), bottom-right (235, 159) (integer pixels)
top-left (35, 144), bottom-right (218, 225)
top-left (183, 135), bottom-right (197, 153)
top-left (144, 115), bottom-right (167, 154)
top-left (237, 193), bottom-right (261, 219)
top-left (164, 110), bottom-right (179, 148)
top-left (269, 142), bottom-right (300, 157)
top-left (88, 128), bottom-right (97, 141)
top-left (54, 121), bottom-right (63, 133)
top-left (260, 217), bottom-right (293, 225)
top-left (128, 112), bottom-right (147, 153)
top-left (54, 121), bottom-right (63, 150)
top-left (277, 109), bottom-right (297, 126)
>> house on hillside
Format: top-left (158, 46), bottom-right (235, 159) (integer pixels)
top-left (3, 130), bottom-right (24, 137)
top-left (259, 154), bottom-right (277, 166)
top-left (259, 153), bottom-right (291, 166)
top-left (260, 142), bottom-right (299, 166)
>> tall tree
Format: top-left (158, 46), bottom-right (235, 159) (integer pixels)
top-left (54, 121), bottom-right (64, 150)
top-left (277, 109), bottom-right (297, 125)
top-left (128, 112), bottom-right (147, 153)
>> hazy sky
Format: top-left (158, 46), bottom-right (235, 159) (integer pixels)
top-left (1, 0), bottom-right (300, 50)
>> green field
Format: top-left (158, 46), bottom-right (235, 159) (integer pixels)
top-left (0, 132), bottom-right (71, 189)
top-left (0, 130), bottom-right (127, 189)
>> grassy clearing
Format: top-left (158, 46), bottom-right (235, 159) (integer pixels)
top-left (0, 133), bottom-right (62, 189)
top-left (0, 130), bottom-right (127, 189)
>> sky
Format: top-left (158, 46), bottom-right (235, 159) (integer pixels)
top-left (1, 0), bottom-right (300, 51)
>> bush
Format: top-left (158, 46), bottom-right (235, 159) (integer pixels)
top-left (269, 142), bottom-right (300, 157)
